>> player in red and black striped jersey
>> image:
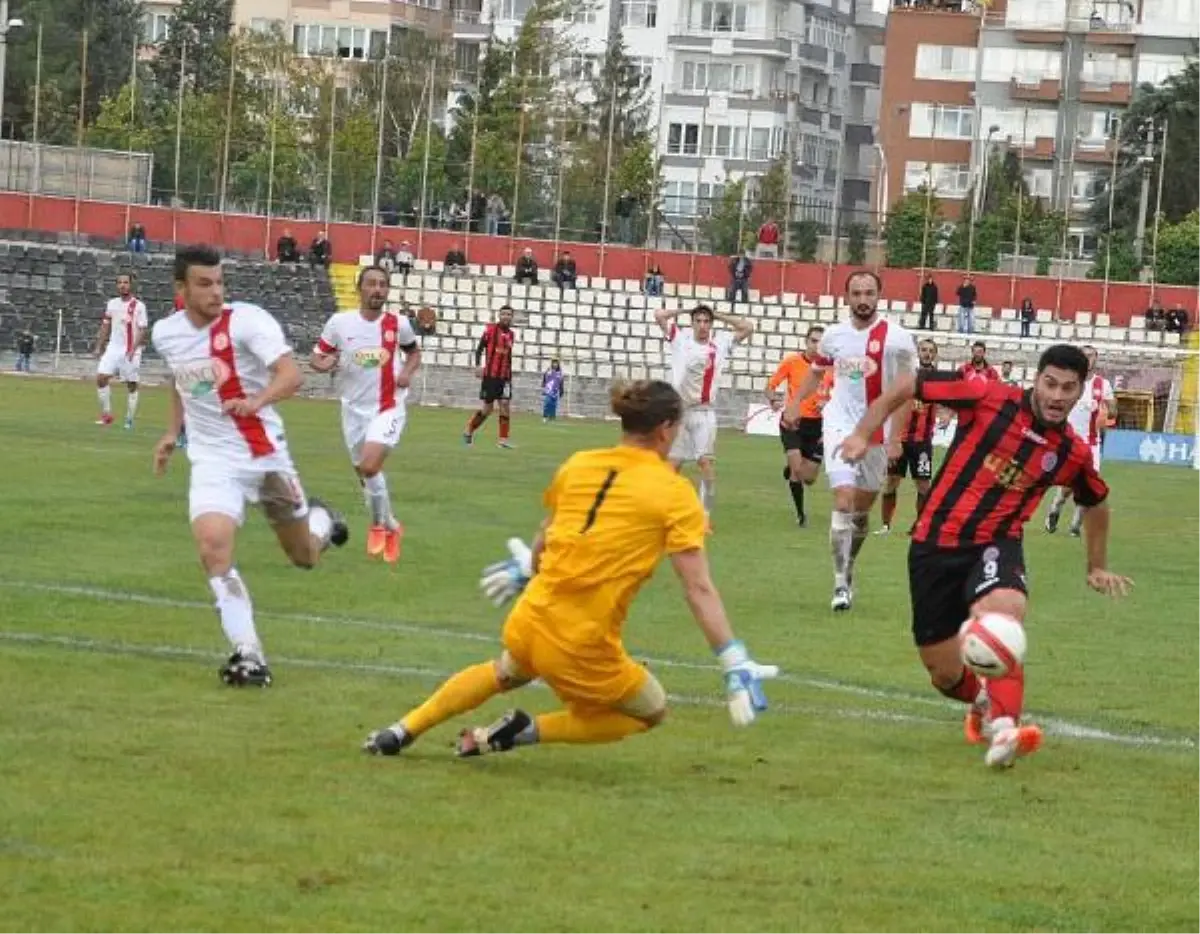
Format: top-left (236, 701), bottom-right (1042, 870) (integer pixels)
top-left (878, 338), bottom-right (942, 535)
top-left (463, 305), bottom-right (517, 449)
top-left (840, 344), bottom-right (1132, 769)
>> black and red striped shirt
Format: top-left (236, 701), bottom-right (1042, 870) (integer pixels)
top-left (476, 323), bottom-right (514, 380)
top-left (912, 372), bottom-right (1109, 548)
top-left (902, 399), bottom-right (937, 444)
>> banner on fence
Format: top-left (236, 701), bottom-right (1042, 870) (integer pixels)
top-left (1103, 430), bottom-right (1200, 469)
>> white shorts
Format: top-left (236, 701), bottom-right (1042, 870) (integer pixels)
top-left (188, 452), bottom-right (309, 527)
top-left (97, 347), bottom-right (141, 383)
top-left (342, 406), bottom-right (406, 466)
top-left (824, 427), bottom-right (889, 492)
top-left (670, 408), bottom-right (717, 463)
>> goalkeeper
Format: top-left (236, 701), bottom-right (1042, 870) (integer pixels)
top-left (364, 379), bottom-right (779, 758)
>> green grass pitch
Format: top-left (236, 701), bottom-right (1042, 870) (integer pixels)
top-left (0, 376), bottom-right (1196, 932)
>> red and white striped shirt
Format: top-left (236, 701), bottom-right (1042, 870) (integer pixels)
top-left (1067, 373), bottom-right (1115, 447)
top-left (151, 302), bottom-right (291, 464)
top-left (315, 310), bottom-right (419, 417)
top-left (666, 324), bottom-right (735, 408)
top-left (104, 296), bottom-right (148, 358)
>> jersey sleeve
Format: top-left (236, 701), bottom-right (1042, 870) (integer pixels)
top-left (1101, 379), bottom-right (1116, 403)
top-left (396, 315), bottom-right (419, 351)
top-left (766, 358), bottom-right (790, 392)
top-left (1070, 444), bottom-right (1110, 508)
top-left (915, 370), bottom-right (991, 410)
top-left (891, 333), bottom-right (918, 376)
top-left (238, 305), bottom-right (292, 368)
top-left (315, 315), bottom-right (340, 355)
top-left (135, 302), bottom-right (149, 329)
top-left (812, 331), bottom-right (835, 369)
top-left (663, 480), bottom-right (707, 554)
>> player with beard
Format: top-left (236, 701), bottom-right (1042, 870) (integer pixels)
top-left (877, 338), bottom-right (942, 536)
top-left (840, 344), bottom-right (1131, 769)
top-left (464, 305), bottom-right (517, 448)
top-left (782, 271), bottom-right (917, 611)
top-left (312, 265), bottom-right (422, 563)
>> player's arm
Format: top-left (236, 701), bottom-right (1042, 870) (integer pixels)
top-left (132, 305), bottom-right (149, 351)
top-left (94, 312), bottom-right (110, 355)
top-left (781, 365), bottom-right (823, 426)
top-left (310, 319), bottom-right (340, 373)
top-left (843, 371), bottom-right (985, 461)
top-left (153, 384), bottom-right (185, 475)
top-left (396, 327), bottom-right (422, 389)
top-left (764, 360), bottom-right (788, 408)
top-left (653, 306), bottom-right (682, 340)
top-left (230, 310), bottom-right (303, 414)
top-left (713, 308), bottom-right (754, 344)
top-left (1072, 457), bottom-right (1131, 596)
top-left (886, 342), bottom-right (918, 453)
top-left (474, 326), bottom-right (491, 367)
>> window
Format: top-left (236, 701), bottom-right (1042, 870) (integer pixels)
top-left (750, 127), bottom-right (771, 160)
top-left (664, 181), bottom-right (696, 216)
top-left (620, 0), bottom-right (658, 26)
top-left (1071, 170), bottom-right (1105, 203)
top-left (914, 44), bottom-right (977, 81)
top-left (903, 161), bottom-right (972, 198)
top-left (454, 41), bottom-right (480, 80)
top-left (800, 133), bottom-right (836, 169)
top-left (629, 57), bottom-right (654, 83)
top-left (1024, 168), bottom-right (1053, 198)
top-left (977, 106), bottom-right (1058, 144)
top-left (249, 18), bottom-right (281, 34)
top-left (1004, 0), bottom-right (1066, 27)
top-left (1076, 109), bottom-right (1119, 147)
top-left (805, 15), bottom-right (846, 52)
top-left (292, 24), bottom-right (379, 59)
top-left (142, 11), bottom-right (170, 44)
top-left (1081, 52), bottom-right (1132, 86)
top-left (680, 61), bottom-right (751, 92)
top-left (701, 125), bottom-right (746, 157)
top-left (667, 123), bottom-right (701, 155)
top-left (1136, 53), bottom-right (1188, 87)
top-left (569, 4), bottom-right (598, 22)
top-left (695, 2), bottom-right (748, 32)
top-left (909, 103), bottom-right (974, 140)
top-left (698, 182), bottom-right (726, 215)
top-left (499, 0), bottom-right (533, 20)
top-left (982, 48), bottom-right (1061, 83)
top-left (1141, 0), bottom-right (1199, 30)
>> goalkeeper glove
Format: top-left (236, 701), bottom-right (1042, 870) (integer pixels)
top-left (479, 538), bottom-right (534, 607)
top-left (716, 640), bottom-right (779, 727)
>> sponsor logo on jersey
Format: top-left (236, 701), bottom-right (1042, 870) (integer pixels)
top-left (835, 355), bottom-right (879, 382)
top-left (353, 347), bottom-right (390, 369)
top-left (173, 358), bottom-right (232, 397)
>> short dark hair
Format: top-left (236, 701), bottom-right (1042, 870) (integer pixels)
top-left (805, 324), bottom-right (824, 339)
top-left (692, 304), bottom-right (714, 322)
top-left (844, 269), bottom-right (882, 293)
top-left (610, 379), bottom-right (683, 434)
top-left (357, 264), bottom-right (389, 288)
top-left (1036, 344), bottom-right (1089, 383)
top-left (972, 340), bottom-right (987, 350)
top-left (1002, 359), bottom-right (1013, 367)
top-left (116, 272), bottom-right (135, 285)
top-left (497, 304), bottom-right (514, 315)
top-left (174, 245), bottom-right (222, 283)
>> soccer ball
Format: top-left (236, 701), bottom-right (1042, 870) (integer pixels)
top-left (959, 614), bottom-right (1027, 678)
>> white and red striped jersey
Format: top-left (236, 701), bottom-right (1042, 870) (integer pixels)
top-left (152, 302), bottom-right (292, 465)
top-left (813, 317), bottom-right (918, 441)
top-left (315, 310), bottom-right (419, 417)
top-left (104, 296), bottom-right (148, 357)
top-left (1067, 373), bottom-right (1115, 447)
top-left (666, 324), bottom-right (736, 408)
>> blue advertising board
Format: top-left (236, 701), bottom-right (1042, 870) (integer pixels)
top-left (1104, 430), bottom-right (1200, 469)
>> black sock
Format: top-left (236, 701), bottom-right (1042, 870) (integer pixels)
top-left (788, 481), bottom-right (806, 519)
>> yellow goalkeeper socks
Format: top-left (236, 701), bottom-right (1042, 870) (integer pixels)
top-left (401, 662), bottom-right (501, 738)
top-left (535, 709), bottom-right (650, 745)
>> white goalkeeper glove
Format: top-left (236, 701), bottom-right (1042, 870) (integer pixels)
top-left (479, 538), bottom-right (534, 607)
top-left (716, 640), bottom-right (779, 727)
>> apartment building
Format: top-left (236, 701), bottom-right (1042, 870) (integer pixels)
top-left (879, 0), bottom-right (1198, 254)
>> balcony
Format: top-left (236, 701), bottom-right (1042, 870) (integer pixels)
top-left (451, 8), bottom-right (490, 38)
top-left (1015, 136), bottom-right (1056, 159)
top-left (1009, 77), bottom-right (1061, 102)
top-left (1078, 79), bottom-right (1132, 104)
top-left (798, 44), bottom-right (834, 71)
top-left (845, 122), bottom-right (874, 146)
top-left (1074, 139), bottom-right (1118, 164)
top-left (855, 0), bottom-right (886, 31)
top-left (849, 62), bottom-right (882, 86)
top-left (667, 23), bottom-right (794, 56)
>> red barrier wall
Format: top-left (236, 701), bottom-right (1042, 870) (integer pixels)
top-left (2, 191), bottom-right (1196, 329)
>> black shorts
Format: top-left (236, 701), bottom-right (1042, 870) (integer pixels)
top-left (780, 417), bottom-right (823, 463)
top-left (907, 540), bottom-right (1028, 646)
top-left (479, 377), bottom-right (512, 403)
top-left (889, 441), bottom-right (934, 480)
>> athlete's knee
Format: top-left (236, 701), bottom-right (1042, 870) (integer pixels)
top-left (358, 451), bottom-right (385, 477)
top-left (126, 381), bottom-right (139, 392)
top-left (287, 541), bottom-right (319, 570)
top-left (698, 457), bottom-right (716, 479)
top-left (919, 642), bottom-right (965, 690)
top-left (973, 588), bottom-right (1027, 622)
top-left (193, 525), bottom-right (234, 575)
top-left (96, 374), bottom-right (109, 387)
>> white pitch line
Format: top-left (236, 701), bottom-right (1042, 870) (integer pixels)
top-left (0, 579), bottom-right (1194, 751)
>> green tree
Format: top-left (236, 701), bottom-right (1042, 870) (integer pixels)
top-left (883, 188), bottom-right (941, 268)
top-left (1089, 232), bottom-right (1141, 282)
top-left (1153, 210), bottom-right (1200, 286)
top-left (699, 179), bottom-right (748, 256)
top-left (745, 158), bottom-right (789, 241)
top-left (388, 131), bottom-right (452, 220)
top-left (846, 222), bottom-right (868, 265)
top-left (791, 219), bottom-right (822, 263)
top-left (153, 0), bottom-right (235, 98)
top-left (86, 82), bottom-right (158, 153)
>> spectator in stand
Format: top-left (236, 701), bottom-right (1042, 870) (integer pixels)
top-left (127, 223), bottom-right (147, 254)
top-left (644, 264), bottom-right (665, 297)
top-left (310, 231), bottom-right (332, 267)
top-left (1167, 304), bottom-right (1190, 334)
top-left (756, 217), bottom-right (781, 258)
top-left (514, 247), bottom-right (539, 285)
top-left (443, 242), bottom-right (469, 279)
top-left (552, 251), bottom-right (578, 291)
top-left (486, 193), bottom-right (506, 235)
top-left (276, 228), bottom-right (302, 263)
top-left (614, 191), bottom-right (636, 244)
top-left (958, 340), bottom-right (999, 382)
top-left (1000, 360), bottom-right (1018, 385)
top-left (1146, 299), bottom-right (1166, 331)
top-left (1020, 297), bottom-right (1036, 337)
top-left (542, 359), bottom-right (565, 422)
top-left (15, 330), bottom-right (35, 371)
top-left (396, 240), bottom-right (414, 281)
top-left (955, 274), bottom-right (977, 333)
top-left (918, 273), bottom-right (938, 330)
top-left (375, 239), bottom-right (397, 274)
top-left (728, 252), bottom-right (753, 305)
top-left (469, 190), bottom-right (487, 234)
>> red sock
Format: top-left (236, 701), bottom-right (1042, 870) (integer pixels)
top-left (935, 666), bottom-right (981, 704)
top-left (986, 667), bottom-right (1025, 722)
top-left (881, 491), bottom-right (898, 527)
top-left (499, 416), bottom-right (510, 440)
top-left (466, 411), bottom-right (487, 434)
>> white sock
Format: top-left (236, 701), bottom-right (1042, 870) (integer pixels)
top-left (1049, 488), bottom-right (1068, 514)
top-left (830, 510), bottom-right (855, 589)
top-left (98, 385), bottom-right (111, 414)
top-left (1070, 505), bottom-right (1083, 531)
top-left (308, 504), bottom-right (333, 545)
top-left (362, 472), bottom-right (395, 528)
top-left (126, 391), bottom-right (139, 420)
top-left (699, 477), bottom-right (715, 515)
top-left (208, 568), bottom-right (262, 659)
